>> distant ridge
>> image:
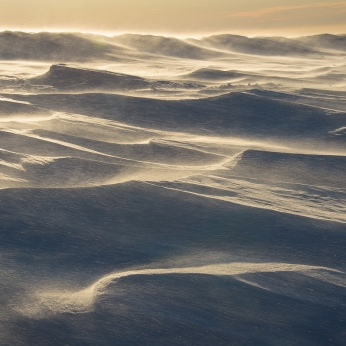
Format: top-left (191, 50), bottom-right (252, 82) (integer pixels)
top-left (0, 31), bottom-right (126, 61)
top-left (188, 34), bottom-right (323, 56)
top-left (111, 34), bottom-right (228, 60)
top-left (0, 31), bottom-right (345, 62)
top-left (297, 34), bottom-right (346, 51)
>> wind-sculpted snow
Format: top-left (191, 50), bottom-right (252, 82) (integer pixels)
top-left (0, 31), bottom-right (346, 345)
top-left (19, 262), bottom-right (346, 317)
top-left (180, 68), bottom-right (247, 82)
top-left (330, 127), bottom-right (346, 136)
top-left (153, 175), bottom-right (346, 223)
top-left (6, 90), bottom-right (345, 139)
top-left (0, 97), bottom-right (49, 116)
top-left (28, 64), bottom-right (151, 91)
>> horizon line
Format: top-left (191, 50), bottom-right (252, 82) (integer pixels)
top-left (0, 29), bottom-right (346, 39)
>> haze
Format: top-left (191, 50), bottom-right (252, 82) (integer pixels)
top-left (1, 0), bottom-right (346, 344)
top-left (1, 0), bottom-right (346, 36)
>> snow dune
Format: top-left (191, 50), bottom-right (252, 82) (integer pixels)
top-left (0, 31), bottom-right (345, 346)
top-left (20, 262), bottom-right (346, 317)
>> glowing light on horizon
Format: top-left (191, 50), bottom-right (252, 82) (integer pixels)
top-left (0, 1), bottom-right (345, 36)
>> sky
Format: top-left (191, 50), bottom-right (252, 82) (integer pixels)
top-left (0, 0), bottom-right (345, 37)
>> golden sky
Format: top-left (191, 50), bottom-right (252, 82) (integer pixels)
top-left (0, 0), bottom-right (345, 36)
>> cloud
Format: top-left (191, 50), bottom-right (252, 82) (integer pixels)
top-left (228, 1), bottom-right (346, 19)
